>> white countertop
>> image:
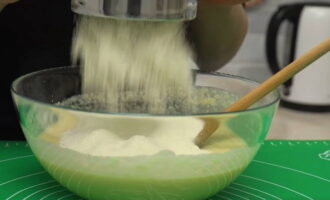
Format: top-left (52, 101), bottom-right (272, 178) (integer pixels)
top-left (267, 106), bottom-right (330, 140)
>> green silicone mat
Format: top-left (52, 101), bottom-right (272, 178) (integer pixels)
top-left (1, 140), bottom-right (330, 200)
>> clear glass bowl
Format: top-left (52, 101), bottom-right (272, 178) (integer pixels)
top-left (11, 67), bottom-right (280, 200)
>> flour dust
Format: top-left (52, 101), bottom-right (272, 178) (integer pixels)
top-left (72, 16), bottom-right (194, 114)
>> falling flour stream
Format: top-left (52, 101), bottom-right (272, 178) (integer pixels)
top-left (59, 16), bottom-right (208, 156)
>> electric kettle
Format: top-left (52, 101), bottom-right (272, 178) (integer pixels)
top-left (266, 2), bottom-right (330, 112)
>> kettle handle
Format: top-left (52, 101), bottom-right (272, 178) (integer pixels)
top-left (266, 5), bottom-right (304, 73)
top-left (266, 4), bottom-right (304, 91)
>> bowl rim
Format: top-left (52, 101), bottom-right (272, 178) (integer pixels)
top-left (11, 66), bottom-right (280, 117)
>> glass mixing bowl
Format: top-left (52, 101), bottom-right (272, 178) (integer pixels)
top-left (11, 67), bottom-right (280, 200)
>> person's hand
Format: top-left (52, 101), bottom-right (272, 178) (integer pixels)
top-left (245, 0), bottom-right (264, 8)
top-left (190, 0), bottom-right (248, 71)
top-left (0, 0), bottom-right (19, 11)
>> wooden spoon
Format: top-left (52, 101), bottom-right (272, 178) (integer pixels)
top-left (194, 38), bottom-right (330, 146)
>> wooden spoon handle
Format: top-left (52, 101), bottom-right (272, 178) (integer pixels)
top-left (225, 37), bottom-right (330, 112)
top-left (195, 38), bottom-right (330, 147)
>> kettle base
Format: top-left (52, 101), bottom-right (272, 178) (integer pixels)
top-left (281, 100), bottom-right (330, 112)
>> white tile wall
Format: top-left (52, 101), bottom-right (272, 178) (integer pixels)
top-left (219, 0), bottom-right (330, 82)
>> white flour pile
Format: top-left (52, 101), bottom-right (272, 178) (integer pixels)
top-left (59, 118), bottom-right (208, 156)
top-left (59, 16), bottom-right (206, 156)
